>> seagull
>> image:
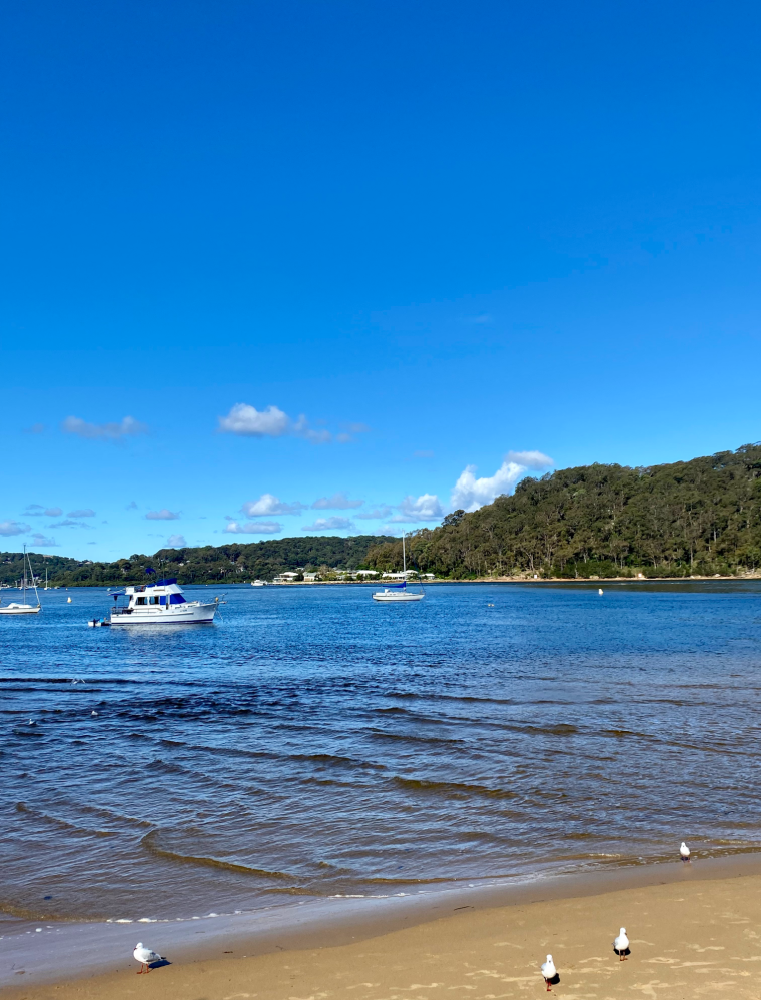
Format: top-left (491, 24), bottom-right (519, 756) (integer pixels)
top-left (28, 719), bottom-right (36, 726)
top-left (680, 841), bottom-right (691, 861)
top-left (614, 927), bottom-right (630, 961)
top-left (91, 711), bottom-right (98, 717)
top-left (133, 942), bottom-right (161, 974)
top-left (598, 588), bottom-right (604, 595)
top-left (541, 954), bottom-right (557, 991)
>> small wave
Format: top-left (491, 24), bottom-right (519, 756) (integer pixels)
top-left (391, 776), bottom-right (516, 799)
top-left (289, 752), bottom-right (385, 771)
top-left (140, 831), bottom-right (294, 879)
top-left (14, 802), bottom-right (117, 837)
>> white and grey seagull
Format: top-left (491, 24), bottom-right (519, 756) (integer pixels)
top-left (680, 841), bottom-right (691, 861)
top-left (133, 942), bottom-right (161, 974)
top-left (541, 954), bottom-right (557, 991)
top-left (614, 927), bottom-right (630, 961)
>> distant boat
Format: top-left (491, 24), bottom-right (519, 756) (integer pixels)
top-left (0, 546), bottom-right (41, 615)
top-left (372, 533), bottom-right (425, 603)
top-left (251, 580), bottom-right (267, 587)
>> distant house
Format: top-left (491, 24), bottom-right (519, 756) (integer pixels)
top-left (303, 572), bottom-right (318, 582)
top-left (273, 571), bottom-right (300, 584)
top-left (382, 571), bottom-right (417, 580)
top-left (355, 569), bottom-right (379, 577)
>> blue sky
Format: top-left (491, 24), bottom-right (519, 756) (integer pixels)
top-left (2, 0), bottom-right (761, 560)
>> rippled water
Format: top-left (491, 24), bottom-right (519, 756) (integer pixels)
top-left (2, 581), bottom-right (761, 922)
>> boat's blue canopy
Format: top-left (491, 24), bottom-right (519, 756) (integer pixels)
top-left (384, 581), bottom-right (406, 589)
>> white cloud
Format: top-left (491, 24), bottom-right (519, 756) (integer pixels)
top-left (62, 415), bottom-right (148, 440)
top-left (126, 501), bottom-right (138, 510)
top-left (355, 505), bottom-right (394, 520)
top-left (49, 519), bottom-right (95, 530)
top-left (166, 534), bottom-right (187, 548)
top-left (145, 509), bottom-right (180, 521)
top-left (67, 508), bottom-right (96, 518)
top-left (450, 451), bottom-right (554, 512)
top-left (241, 494), bottom-right (305, 517)
top-left (301, 517), bottom-right (353, 532)
top-left (30, 533), bottom-right (58, 547)
top-left (0, 520), bottom-right (30, 536)
top-left (224, 520), bottom-right (282, 535)
top-left (393, 494), bottom-right (444, 522)
top-left (218, 403), bottom-right (367, 445)
top-left (45, 507), bottom-right (62, 517)
top-left (506, 450), bottom-right (554, 470)
top-left (311, 493), bottom-right (363, 510)
top-left (218, 403), bottom-right (291, 437)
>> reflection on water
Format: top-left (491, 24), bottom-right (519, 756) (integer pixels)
top-left (1, 581), bottom-right (761, 920)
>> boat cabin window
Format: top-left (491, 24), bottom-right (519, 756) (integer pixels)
top-left (149, 596), bottom-right (160, 605)
top-left (136, 596), bottom-right (146, 606)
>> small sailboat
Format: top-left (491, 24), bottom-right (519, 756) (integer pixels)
top-left (372, 533), bottom-right (425, 602)
top-left (0, 546), bottom-right (41, 615)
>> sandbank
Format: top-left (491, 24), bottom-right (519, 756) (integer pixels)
top-left (4, 855), bottom-right (761, 999)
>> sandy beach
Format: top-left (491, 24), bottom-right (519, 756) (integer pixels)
top-left (5, 862), bottom-right (761, 999)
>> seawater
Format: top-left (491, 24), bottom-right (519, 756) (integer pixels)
top-left (2, 581), bottom-right (761, 923)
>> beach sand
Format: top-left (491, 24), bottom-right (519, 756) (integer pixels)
top-left (5, 868), bottom-right (761, 999)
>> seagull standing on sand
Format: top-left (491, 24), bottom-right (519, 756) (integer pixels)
top-left (541, 954), bottom-right (557, 991)
top-left (133, 942), bottom-right (161, 974)
top-left (614, 927), bottom-right (630, 961)
top-left (680, 841), bottom-right (691, 861)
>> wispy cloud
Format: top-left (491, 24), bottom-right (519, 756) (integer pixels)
top-left (0, 520), bottom-right (30, 536)
top-left (67, 509), bottom-right (96, 518)
top-left (24, 423), bottom-right (46, 434)
top-left (126, 501), bottom-right (138, 510)
top-left (145, 509), bottom-right (180, 521)
top-left (166, 534), bottom-right (187, 548)
top-left (30, 533), bottom-right (58, 547)
top-left (311, 493), bottom-right (363, 510)
top-left (451, 450), bottom-right (554, 512)
top-left (301, 517), bottom-right (353, 532)
top-left (412, 449), bottom-right (434, 458)
top-left (25, 505), bottom-right (63, 517)
top-left (224, 520), bottom-right (282, 535)
top-left (48, 519), bottom-right (95, 530)
top-left (241, 494), bottom-right (305, 517)
top-left (62, 415), bottom-right (148, 440)
top-left (355, 505), bottom-right (394, 520)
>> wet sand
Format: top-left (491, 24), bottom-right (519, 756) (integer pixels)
top-left (5, 858), bottom-right (761, 999)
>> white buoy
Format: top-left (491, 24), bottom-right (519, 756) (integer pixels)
top-left (67, 597), bottom-right (72, 603)
top-left (541, 954), bottom-right (557, 991)
top-left (91, 711), bottom-right (98, 717)
top-left (133, 942), bottom-right (161, 974)
top-left (614, 927), bottom-right (630, 961)
top-left (598, 588), bottom-right (604, 595)
top-left (680, 841), bottom-right (691, 861)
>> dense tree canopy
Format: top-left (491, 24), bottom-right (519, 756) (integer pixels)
top-left (365, 443), bottom-right (761, 578)
top-left (0, 535), bottom-right (394, 587)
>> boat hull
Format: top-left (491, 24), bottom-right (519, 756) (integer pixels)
top-left (372, 592), bottom-right (425, 602)
top-left (109, 602), bottom-right (218, 625)
top-left (0, 604), bottom-right (41, 615)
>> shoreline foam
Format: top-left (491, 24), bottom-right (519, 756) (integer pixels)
top-left (5, 852), bottom-right (761, 992)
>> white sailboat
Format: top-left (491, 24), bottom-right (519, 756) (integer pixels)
top-left (372, 533), bottom-right (425, 602)
top-left (0, 546), bottom-right (41, 615)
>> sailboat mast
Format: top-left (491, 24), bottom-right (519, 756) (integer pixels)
top-left (403, 532), bottom-right (406, 575)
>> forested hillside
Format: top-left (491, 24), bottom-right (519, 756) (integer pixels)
top-left (0, 535), bottom-right (393, 587)
top-left (365, 443), bottom-right (761, 578)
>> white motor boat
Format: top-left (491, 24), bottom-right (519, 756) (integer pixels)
top-left (108, 578), bottom-right (222, 626)
top-left (0, 546), bottom-right (41, 615)
top-left (372, 533), bottom-right (425, 603)
top-left (251, 580), bottom-right (267, 587)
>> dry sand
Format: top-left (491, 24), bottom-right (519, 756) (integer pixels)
top-left (5, 869), bottom-right (761, 1000)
